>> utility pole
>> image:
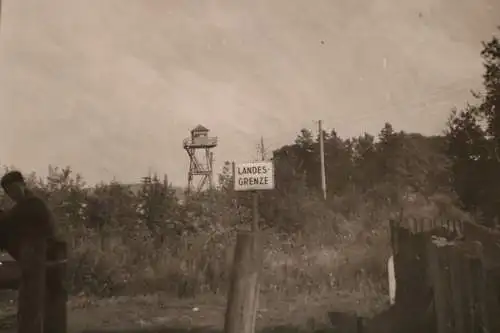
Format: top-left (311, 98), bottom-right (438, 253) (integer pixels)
top-left (259, 136), bottom-right (266, 161)
top-left (318, 120), bottom-right (327, 200)
top-left (251, 136), bottom-right (266, 233)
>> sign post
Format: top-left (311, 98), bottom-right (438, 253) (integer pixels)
top-left (224, 160), bottom-right (274, 333)
top-left (234, 161), bottom-right (274, 231)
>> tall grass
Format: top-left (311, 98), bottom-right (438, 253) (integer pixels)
top-left (0, 166), bottom-right (467, 313)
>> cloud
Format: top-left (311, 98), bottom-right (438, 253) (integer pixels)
top-left (0, 0), bottom-right (497, 185)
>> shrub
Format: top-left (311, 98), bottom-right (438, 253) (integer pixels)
top-left (0, 166), bottom-right (465, 308)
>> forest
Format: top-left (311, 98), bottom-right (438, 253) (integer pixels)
top-left (270, 31), bottom-right (500, 229)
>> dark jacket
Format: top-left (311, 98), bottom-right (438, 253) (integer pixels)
top-left (0, 194), bottom-right (58, 261)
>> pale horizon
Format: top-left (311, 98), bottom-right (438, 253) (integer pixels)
top-left (1, 0), bottom-right (498, 186)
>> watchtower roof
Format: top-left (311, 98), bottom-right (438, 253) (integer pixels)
top-left (191, 124), bottom-right (209, 133)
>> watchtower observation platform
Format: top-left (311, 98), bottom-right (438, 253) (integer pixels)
top-left (183, 124), bottom-right (218, 149)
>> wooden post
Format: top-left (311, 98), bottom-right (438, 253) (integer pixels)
top-left (44, 241), bottom-right (67, 333)
top-left (485, 268), bottom-right (500, 332)
top-left (18, 236), bottom-right (46, 333)
top-left (469, 256), bottom-right (489, 332)
top-left (427, 239), bottom-right (453, 333)
top-left (461, 255), bottom-right (474, 332)
top-left (449, 247), bottom-right (467, 333)
top-left (232, 162), bottom-right (236, 186)
top-left (252, 192), bottom-right (259, 232)
top-left (224, 232), bottom-right (263, 333)
top-left (318, 120), bottom-right (326, 200)
top-left (250, 191), bottom-right (260, 333)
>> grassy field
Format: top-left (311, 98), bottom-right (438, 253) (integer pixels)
top-left (0, 286), bottom-right (388, 332)
top-left (0, 168), bottom-right (469, 331)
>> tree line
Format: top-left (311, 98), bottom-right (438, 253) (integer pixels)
top-left (267, 31), bottom-right (500, 228)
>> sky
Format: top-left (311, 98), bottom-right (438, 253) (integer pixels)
top-left (0, 0), bottom-right (499, 187)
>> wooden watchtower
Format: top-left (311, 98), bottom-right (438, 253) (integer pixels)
top-left (183, 125), bottom-right (217, 194)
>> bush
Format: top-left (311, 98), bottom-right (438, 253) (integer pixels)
top-left (0, 166), bottom-right (465, 308)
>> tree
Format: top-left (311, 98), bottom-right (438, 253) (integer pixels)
top-left (295, 128), bottom-right (315, 148)
top-left (273, 130), bottom-right (315, 193)
top-left (351, 133), bottom-right (377, 190)
top-left (446, 30), bottom-right (500, 226)
top-left (217, 161), bottom-right (234, 192)
top-left (322, 129), bottom-right (354, 194)
top-left (137, 174), bottom-right (178, 238)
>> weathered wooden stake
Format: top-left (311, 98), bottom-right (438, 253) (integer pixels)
top-left (224, 231), bottom-right (263, 333)
top-left (427, 239), bottom-right (453, 333)
top-left (252, 191), bottom-right (259, 233)
top-left (249, 190), bottom-right (260, 333)
top-left (469, 256), bottom-right (489, 332)
top-left (449, 248), bottom-right (466, 333)
top-left (18, 236), bottom-right (46, 333)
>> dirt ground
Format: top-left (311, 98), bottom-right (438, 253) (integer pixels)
top-left (0, 290), bottom-right (388, 332)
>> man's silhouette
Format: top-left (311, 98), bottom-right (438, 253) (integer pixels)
top-left (0, 171), bottom-right (59, 333)
top-left (0, 171), bottom-right (56, 259)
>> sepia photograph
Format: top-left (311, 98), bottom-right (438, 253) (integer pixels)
top-left (0, 0), bottom-right (499, 332)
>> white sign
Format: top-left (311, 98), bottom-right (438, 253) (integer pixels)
top-left (234, 161), bottom-right (274, 191)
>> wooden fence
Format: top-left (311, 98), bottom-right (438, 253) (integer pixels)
top-left (367, 218), bottom-right (500, 333)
